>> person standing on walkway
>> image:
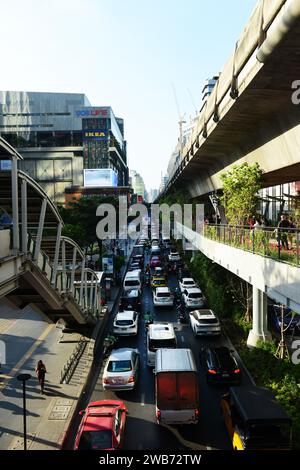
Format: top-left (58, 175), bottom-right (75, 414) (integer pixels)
top-left (36, 360), bottom-right (47, 394)
top-left (277, 214), bottom-right (290, 250)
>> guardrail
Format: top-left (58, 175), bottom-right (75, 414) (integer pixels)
top-left (203, 224), bottom-right (300, 267)
top-left (60, 337), bottom-right (87, 384)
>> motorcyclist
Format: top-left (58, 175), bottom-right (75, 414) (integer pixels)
top-left (144, 311), bottom-right (154, 326)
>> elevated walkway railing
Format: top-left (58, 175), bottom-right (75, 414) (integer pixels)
top-left (203, 224), bottom-right (300, 267)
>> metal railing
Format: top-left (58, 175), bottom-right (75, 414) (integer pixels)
top-left (203, 224), bottom-right (300, 267)
top-left (60, 337), bottom-right (87, 384)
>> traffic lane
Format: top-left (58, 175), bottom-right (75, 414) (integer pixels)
top-left (88, 313), bottom-right (191, 450)
top-left (155, 273), bottom-right (234, 449)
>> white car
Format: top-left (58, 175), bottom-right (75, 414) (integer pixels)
top-left (168, 251), bottom-right (180, 262)
top-left (102, 348), bottom-right (140, 390)
top-left (151, 245), bottom-right (160, 254)
top-left (153, 287), bottom-right (174, 307)
top-left (182, 287), bottom-right (206, 309)
top-left (179, 277), bottom-right (197, 292)
top-left (189, 309), bottom-right (221, 336)
top-left (113, 311), bottom-right (139, 336)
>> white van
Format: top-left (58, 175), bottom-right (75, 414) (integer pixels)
top-left (123, 270), bottom-right (142, 292)
top-left (147, 322), bottom-right (177, 367)
top-left (155, 348), bottom-right (199, 425)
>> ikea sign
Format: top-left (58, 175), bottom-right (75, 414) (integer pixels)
top-left (83, 130), bottom-right (108, 140)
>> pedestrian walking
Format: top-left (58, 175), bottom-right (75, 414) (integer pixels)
top-left (36, 360), bottom-right (47, 394)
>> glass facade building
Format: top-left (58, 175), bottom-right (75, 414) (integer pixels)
top-left (0, 91), bottom-right (128, 203)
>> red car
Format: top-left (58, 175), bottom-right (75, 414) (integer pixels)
top-left (150, 256), bottom-right (161, 268)
top-left (74, 400), bottom-right (127, 450)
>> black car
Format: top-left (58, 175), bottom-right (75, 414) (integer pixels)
top-left (119, 288), bottom-right (141, 312)
top-left (200, 347), bottom-right (241, 384)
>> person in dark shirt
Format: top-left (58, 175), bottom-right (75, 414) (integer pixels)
top-left (36, 360), bottom-right (47, 394)
top-left (277, 215), bottom-right (291, 250)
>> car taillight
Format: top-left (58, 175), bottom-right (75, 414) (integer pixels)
top-left (234, 368), bottom-right (240, 374)
top-left (103, 377), bottom-right (110, 384)
top-left (208, 369), bottom-right (217, 374)
top-left (128, 375), bottom-right (135, 383)
top-left (156, 410), bottom-right (161, 420)
top-left (195, 409), bottom-right (199, 418)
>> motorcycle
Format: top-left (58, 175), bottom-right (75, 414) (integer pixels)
top-left (144, 312), bottom-right (154, 328)
top-left (103, 333), bottom-right (118, 357)
top-left (176, 302), bottom-right (188, 324)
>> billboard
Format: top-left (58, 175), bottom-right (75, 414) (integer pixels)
top-left (84, 169), bottom-right (118, 187)
top-left (83, 130), bottom-right (108, 140)
top-left (75, 107), bottom-right (109, 118)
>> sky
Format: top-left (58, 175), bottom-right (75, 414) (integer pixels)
top-left (0, 0), bottom-right (257, 191)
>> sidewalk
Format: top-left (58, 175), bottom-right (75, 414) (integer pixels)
top-left (0, 238), bottom-right (134, 450)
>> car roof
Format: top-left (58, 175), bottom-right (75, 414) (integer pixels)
top-left (185, 287), bottom-right (202, 293)
top-left (116, 311), bottom-right (136, 319)
top-left (121, 289), bottom-right (139, 298)
top-left (182, 278), bottom-right (195, 282)
top-left (192, 309), bottom-right (215, 319)
top-left (149, 322), bottom-right (175, 339)
top-left (109, 348), bottom-right (136, 360)
top-left (84, 401), bottom-right (123, 431)
top-left (229, 386), bottom-right (291, 425)
top-left (156, 287), bottom-right (170, 293)
top-left (155, 348), bottom-right (197, 373)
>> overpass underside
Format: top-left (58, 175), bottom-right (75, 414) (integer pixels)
top-left (168, 3), bottom-right (300, 199)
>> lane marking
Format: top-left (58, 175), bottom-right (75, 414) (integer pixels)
top-left (181, 335), bottom-right (185, 342)
top-left (0, 324), bottom-right (54, 391)
top-left (140, 393), bottom-right (145, 406)
top-left (161, 424), bottom-right (206, 450)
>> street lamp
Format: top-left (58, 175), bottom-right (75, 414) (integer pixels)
top-left (17, 373), bottom-right (31, 451)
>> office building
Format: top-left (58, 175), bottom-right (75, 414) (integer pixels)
top-left (0, 91), bottom-right (129, 203)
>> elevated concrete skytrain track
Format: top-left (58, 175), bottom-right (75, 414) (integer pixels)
top-left (162, 0), bottom-right (300, 200)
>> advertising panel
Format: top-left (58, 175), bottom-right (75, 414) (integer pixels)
top-left (83, 130), bottom-right (108, 140)
top-left (83, 169), bottom-right (118, 187)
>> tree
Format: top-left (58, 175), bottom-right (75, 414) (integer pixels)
top-left (220, 162), bottom-right (263, 225)
top-left (59, 196), bottom-right (119, 264)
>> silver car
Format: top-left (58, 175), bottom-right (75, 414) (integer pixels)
top-left (102, 348), bottom-right (140, 390)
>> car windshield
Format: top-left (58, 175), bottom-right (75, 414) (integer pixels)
top-left (116, 319), bottom-right (134, 326)
top-left (107, 360), bottom-right (132, 372)
top-left (125, 280), bottom-right (139, 287)
top-left (184, 281), bottom-right (194, 285)
top-left (245, 423), bottom-right (291, 446)
top-left (157, 292), bottom-right (170, 298)
top-left (189, 293), bottom-right (202, 299)
top-left (199, 318), bottom-right (218, 324)
top-left (78, 430), bottom-right (112, 450)
top-left (149, 338), bottom-right (176, 351)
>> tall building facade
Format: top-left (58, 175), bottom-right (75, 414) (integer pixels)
top-left (131, 171), bottom-right (146, 200)
top-left (0, 91), bottom-right (128, 203)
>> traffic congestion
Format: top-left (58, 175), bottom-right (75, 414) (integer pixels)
top-left (68, 229), bottom-right (292, 451)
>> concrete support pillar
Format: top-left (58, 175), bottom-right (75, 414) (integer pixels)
top-left (21, 179), bottom-right (28, 253)
top-left (33, 198), bottom-right (47, 261)
top-left (51, 223), bottom-right (62, 286)
top-left (11, 158), bottom-right (19, 253)
top-left (247, 287), bottom-right (272, 347)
